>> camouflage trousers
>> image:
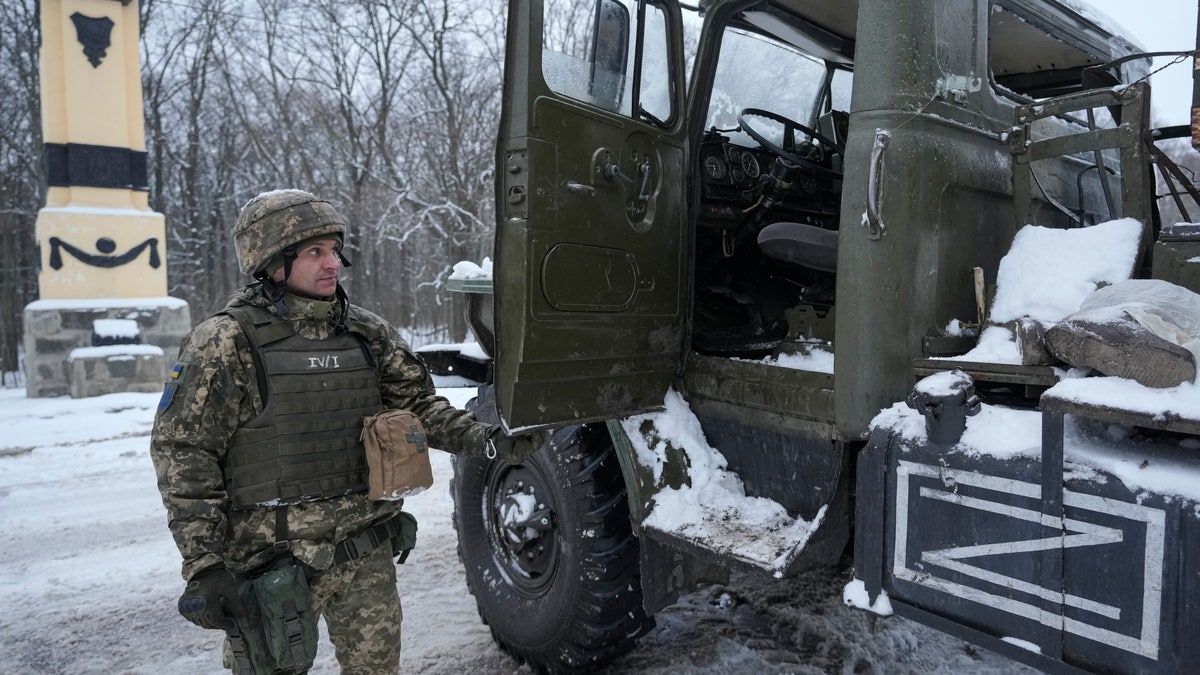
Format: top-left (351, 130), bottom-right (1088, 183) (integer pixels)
top-left (226, 543), bottom-right (402, 674)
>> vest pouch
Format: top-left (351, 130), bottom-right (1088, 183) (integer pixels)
top-left (233, 557), bottom-right (317, 675)
top-left (361, 409), bottom-right (433, 500)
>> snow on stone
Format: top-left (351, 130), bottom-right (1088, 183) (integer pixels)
top-left (69, 345), bottom-right (164, 360)
top-left (449, 257), bottom-right (493, 280)
top-left (39, 204), bottom-right (158, 217)
top-left (93, 319), bottom-right (140, 339)
top-left (26, 296), bottom-right (188, 310)
top-left (620, 390), bottom-right (825, 575)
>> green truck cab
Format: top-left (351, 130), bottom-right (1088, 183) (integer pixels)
top-left (441, 0), bottom-right (1200, 672)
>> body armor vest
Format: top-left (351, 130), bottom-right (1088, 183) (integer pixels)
top-left (222, 304), bottom-right (384, 509)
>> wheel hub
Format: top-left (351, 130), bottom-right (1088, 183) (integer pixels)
top-left (489, 464), bottom-right (558, 584)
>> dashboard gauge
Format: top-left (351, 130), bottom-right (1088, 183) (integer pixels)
top-left (740, 151), bottom-right (760, 179)
top-left (703, 154), bottom-right (727, 180)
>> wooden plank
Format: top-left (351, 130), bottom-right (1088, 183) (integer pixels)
top-left (1041, 393), bottom-right (1200, 435)
top-left (913, 358), bottom-right (1059, 386)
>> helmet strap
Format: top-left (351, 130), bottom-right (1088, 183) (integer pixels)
top-left (279, 245), bottom-right (299, 282)
top-left (333, 284), bottom-right (350, 332)
top-left (255, 274), bottom-right (290, 317)
top-left (337, 250), bottom-right (353, 268)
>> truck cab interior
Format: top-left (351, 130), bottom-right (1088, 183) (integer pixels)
top-left (685, 0), bottom-right (1139, 367)
top-left (689, 8), bottom-right (851, 358)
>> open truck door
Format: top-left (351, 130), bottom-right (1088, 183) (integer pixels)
top-left (493, 0), bottom-right (689, 429)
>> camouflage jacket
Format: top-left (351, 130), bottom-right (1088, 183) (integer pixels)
top-left (150, 285), bottom-right (492, 580)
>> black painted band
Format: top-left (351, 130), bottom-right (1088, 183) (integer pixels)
top-left (43, 142), bottom-right (148, 191)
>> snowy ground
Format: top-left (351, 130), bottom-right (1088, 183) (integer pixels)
top-left (0, 386), bottom-right (1033, 674)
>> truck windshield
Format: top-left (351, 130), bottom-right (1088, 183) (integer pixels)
top-left (705, 27), bottom-right (851, 147)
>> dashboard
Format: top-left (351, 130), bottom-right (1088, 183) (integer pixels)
top-left (698, 139), bottom-right (772, 206)
top-left (696, 129), bottom-right (842, 229)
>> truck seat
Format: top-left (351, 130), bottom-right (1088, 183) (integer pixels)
top-left (756, 221), bottom-right (838, 273)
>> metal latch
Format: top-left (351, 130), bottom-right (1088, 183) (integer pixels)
top-left (935, 74), bottom-right (982, 105)
top-left (603, 161), bottom-right (653, 205)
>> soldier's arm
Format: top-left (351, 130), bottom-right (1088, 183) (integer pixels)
top-left (360, 312), bottom-right (494, 455)
top-left (150, 317), bottom-right (254, 579)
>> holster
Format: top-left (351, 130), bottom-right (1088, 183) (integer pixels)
top-left (226, 556), bottom-right (318, 675)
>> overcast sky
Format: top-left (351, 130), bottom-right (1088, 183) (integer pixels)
top-left (1084, 0), bottom-right (1197, 126)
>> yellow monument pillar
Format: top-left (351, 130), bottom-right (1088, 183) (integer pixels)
top-left (37, 0), bottom-right (164, 297)
top-left (24, 0), bottom-right (189, 397)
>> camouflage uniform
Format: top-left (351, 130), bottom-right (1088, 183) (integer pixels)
top-left (151, 283), bottom-right (492, 673)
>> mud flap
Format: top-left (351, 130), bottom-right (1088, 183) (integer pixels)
top-left (853, 430), bottom-right (889, 606)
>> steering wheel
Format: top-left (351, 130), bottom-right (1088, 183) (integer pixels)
top-left (738, 108), bottom-right (844, 178)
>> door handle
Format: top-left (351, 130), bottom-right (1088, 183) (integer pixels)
top-left (562, 181), bottom-right (596, 195)
top-left (635, 162), bottom-right (652, 204)
top-left (865, 131), bottom-right (888, 240)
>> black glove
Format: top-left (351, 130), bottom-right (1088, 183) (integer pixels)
top-left (487, 428), bottom-right (550, 463)
top-left (177, 564), bottom-right (244, 630)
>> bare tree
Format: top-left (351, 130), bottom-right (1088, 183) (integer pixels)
top-left (143, 0), bottom-right (246, 317)
top-left (0, 0), bottom-right (511, 382)
top-left (392, 0), bottom-right (506, 341)
top-left (0, 0), bottom-right (42, 384)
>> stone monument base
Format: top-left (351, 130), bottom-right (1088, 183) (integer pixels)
top-left (23, 297), bottom-right (191, 398)
top-left (69, 344), bottom-right (167, 398)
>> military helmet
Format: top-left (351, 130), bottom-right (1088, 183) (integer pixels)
top-left (233, 189), bottom-right (346, 276)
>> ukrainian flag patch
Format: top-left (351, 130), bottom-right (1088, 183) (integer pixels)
top-left (158, 362), bottom-right (185, 413)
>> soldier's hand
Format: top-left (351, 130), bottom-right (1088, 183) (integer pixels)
top-left (177, 564), bottom-right (244, 630)
top-left (487, 428), bottom-right (550, 464)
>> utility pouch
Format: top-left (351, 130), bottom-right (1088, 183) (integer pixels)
top-left (360, 409), bottom-right (433, 500)
top-left (392, 511), bottom-right (419, 564)
top-left (231, 557), bottom-right (318, 675)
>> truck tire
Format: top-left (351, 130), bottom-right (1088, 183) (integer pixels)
top-left (451, 423), bottom-right (654, 673)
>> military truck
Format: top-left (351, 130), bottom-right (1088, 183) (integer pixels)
top-left (433, 0), bottom-right (1200, 672)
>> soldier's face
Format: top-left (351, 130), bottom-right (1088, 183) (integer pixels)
top-left (275, 237), bottom-right (341, 298)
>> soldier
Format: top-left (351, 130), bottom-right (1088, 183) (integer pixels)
top-left (150, 189), bottom-right (539, 674)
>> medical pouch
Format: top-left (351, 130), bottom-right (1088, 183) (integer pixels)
top-left (360, 409), bottom-right (433, 500)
